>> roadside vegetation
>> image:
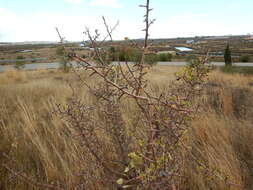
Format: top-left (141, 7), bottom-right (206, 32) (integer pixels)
top-left (108, 46), bottom-right (172, 63)
top-left (239, 55), bottom-right (251, 63)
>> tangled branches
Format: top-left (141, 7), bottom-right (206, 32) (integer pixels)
top-left (57, 1), bottom-right (211, 189)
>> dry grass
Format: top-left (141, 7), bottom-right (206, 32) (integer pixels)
top-left (0, 67), bottom-right (252, 190)
top-left (0, 46), bottom-right (90, 64)
top-left (0, 71), bottom-right (79, 189)
top-left (209, 70), bottom-right (253, 88)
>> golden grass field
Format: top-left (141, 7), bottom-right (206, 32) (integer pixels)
top-left (0, 66), bottom-right (253, 190)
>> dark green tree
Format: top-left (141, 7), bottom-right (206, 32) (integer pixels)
top-left (224, 44), bottom-right (232, 67)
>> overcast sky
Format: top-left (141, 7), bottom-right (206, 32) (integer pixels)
top-left (0, 0), bottom-right (253, 42)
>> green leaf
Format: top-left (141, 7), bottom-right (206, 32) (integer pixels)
top-left (122, 185), bottom-right (133, 188)
top-left (117, 178), bottom-right (124, 185)
top-left (124, 167), bottom-right (130, 173)
top-left (128, 152), bottom-right (143, 166)
top-left (130, 161), bottom-right (135, 168)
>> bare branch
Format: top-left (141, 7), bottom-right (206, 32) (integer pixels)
top-left (55, 27), bottom-right (65, 44)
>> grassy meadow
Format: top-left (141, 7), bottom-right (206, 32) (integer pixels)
top-left (0, 66), bottom-right (253, 190)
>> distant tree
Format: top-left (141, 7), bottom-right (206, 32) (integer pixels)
top-left (126, 48), bottom-right (141, 62)
top-left (224, 44), bottom-right (232, 67)
top-left (15, 56), bottom-right (25, 70)
top-left (115, 47), bottom-right (142, 62)
top-left (239, 55), bottom-right (250, 63)
top-left (145, 53), bottom-right (158, 65)
top-left (56, 46), bottom-right (64, 56)
top-left (109, 46), bottom-right (116, 54)
top-left (186, 55), bottom-right (197, 62)
top-left (158, 53), bottom-right (172, 62)
top-left (16, 55), bottom-right (25, 60)
top-left (108, 46), bottom-right (117, 61)
top-left (56, 46), bottom-right (69, 72)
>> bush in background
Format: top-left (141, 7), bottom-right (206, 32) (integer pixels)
top-left (14, 56), bottom-right (26, 70)
top-left (157, 53), bottom-right (172, 61)
top-left (109, 47), bottom-right (172, 64)
top-left (239, 55), bottom-right (251, 63)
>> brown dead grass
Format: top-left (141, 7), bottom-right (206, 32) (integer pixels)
top-left (0, 67), bottom-right (252, 190)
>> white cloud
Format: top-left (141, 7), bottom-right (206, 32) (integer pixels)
top-left (150, 13), bottom-right (253, 39)
top-left (64, 0), bottom-right (83, 4)
top-left (90, 0), bottom-right (121, 8)
top-left (0, 7), bottom-right (253, 42)
top-left (0, 8), bottom-right (28, 41)
top-left (0, 8), bottom-right (117, 42)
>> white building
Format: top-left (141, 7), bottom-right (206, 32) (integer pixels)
top-left (186, 40), bottom-right (194, 44)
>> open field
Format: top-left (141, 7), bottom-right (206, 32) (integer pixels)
top-left (220, 66), bottom-right (253, 75)
top-left (1, 62), bottom-right (253, 73)
top-left (0, 43), bottom-right (90, 65)
top-left (0, 66), bottom-right (252, 190)
top-left (150, 35), bottom-right (253, 62)
top-left (1, 35), bottom-right (253, 65)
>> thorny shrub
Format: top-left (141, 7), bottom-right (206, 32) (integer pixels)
top-left (57, 1), bottom-right (214, 189)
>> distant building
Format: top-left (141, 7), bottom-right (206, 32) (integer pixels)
top-left (209, 52), bottom-right (223, 56)
top-left (175, 47), bottom-right (193, 52)
top-left (18, 50), bottom-right (33, 53)
top-left (205, 36), bottom-right (229, 40)
top-left (196, 40), bottom-right (207, 44)
top-left (186, 40), bottom-right (194, 44)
